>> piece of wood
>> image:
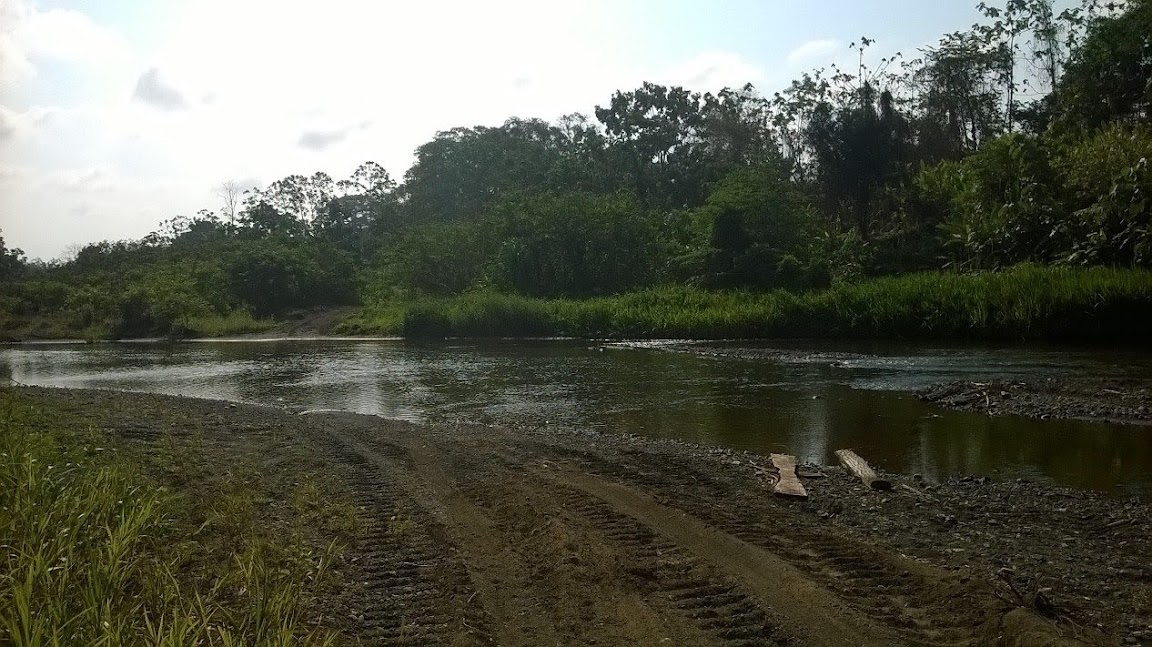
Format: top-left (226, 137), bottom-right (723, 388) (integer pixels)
top-left (835, 449), bottom-right (892, 490)
top-left (769, 453), bottom-right (808, 499)
top-left (899, 483), bottom-right (938, 502)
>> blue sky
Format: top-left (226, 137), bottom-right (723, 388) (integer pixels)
top-left (0, 0), bottom-right (1054, 259)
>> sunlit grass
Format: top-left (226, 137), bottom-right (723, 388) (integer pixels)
top-left (0, 389), bottom-right (342, 646)
top-left (346, 264), bottom-right (1152, 341)
top-left (184, 311), bottom-right (276, 338)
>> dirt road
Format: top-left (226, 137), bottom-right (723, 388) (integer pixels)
top-left (302, 417), bottom-right (1140, 646)
top-left (19, 387), bottom-right (1150, 646)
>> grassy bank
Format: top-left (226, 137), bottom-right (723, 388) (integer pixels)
top-left (0, 311), bottom-right (275, 342)
top-left (0, 387), bottom-right (351, 645)
top-left (339, 264), bottom-right (1152, 341)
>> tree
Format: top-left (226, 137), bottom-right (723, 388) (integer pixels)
top-left (0, 230), bottom-right (25, 281)
top-left (595, 82), bottom-right (708, 209)
top-left (248, 172), bottom-right (335, 225)
top-left (217, 180), bottom-right (242, 228)
top-left (239, 200), bottom-right (305, 238)
top-left (1055, 0), bottom-right (1152, 131)
top-left (318, 162), bottom-right (401, 261)
top-left (695, 165), bottom-right (818, 290)
top-left (808, 83), bottom-right (913, 240)
top-left (402, 119), bottom-right (583, 222)
top-left (698, 85), bottom-right (781, 176)
top-left (490, 192), bottom-right (663, 297)
top-left (913, 30), bottom-right (1012, 158)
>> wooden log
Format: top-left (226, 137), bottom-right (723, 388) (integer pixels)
top-left (769, 453), bottom-right (808, 499)
top-left (834, 449), bottom-right (892, 490)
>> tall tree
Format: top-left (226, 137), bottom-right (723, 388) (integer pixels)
top-left (595, 82), bottom-right (708, 209)
top-left (402, 119), bottom-right (580, 222)
top-left (0, 230), bottom-right (25, 281)
top-left (1055, 0), bottom-right (1152, 131)
top-left (913, 30), bottom-right (1012, 158)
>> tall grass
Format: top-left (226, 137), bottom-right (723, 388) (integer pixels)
top-left (342, 264), bottom-right (1152, 341)
top-left (0, 390), bottom-right (340, 646)
top-left (184, 311), bottom-right (276, 338)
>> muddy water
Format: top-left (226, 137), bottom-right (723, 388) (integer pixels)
top-left (3, 339), bottom-right (1151, 495)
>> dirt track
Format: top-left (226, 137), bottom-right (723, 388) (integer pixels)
top-left (19, 387), bottom-right (1151, 646)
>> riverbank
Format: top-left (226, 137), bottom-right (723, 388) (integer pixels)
top-left (342, 264), bottom-right (1152, 342)
top-left (0, 386), bottom-right (354, 645)
top-left (4, 386), bottom-right (1148, 646)
top-left (918, 378), bottom-right (1152, 424)
top-left (6, 265), bottom-right (1152, 344)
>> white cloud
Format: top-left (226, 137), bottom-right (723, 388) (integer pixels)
top-left (0, 103), bottom-right (66, 141)
top-left (0, 105), bottom-right (15, 139)
top-left (133, 68), bottom-right (189, 111)
top-left (0, 0), bottom-right (32, 83)
top-left (0, 0), bottom-right (128, 84)
top-left (297, 122), bottom-right (371, 152)
top-left (786, 38), bottom-right (841, 67)
top-left (664, 51), bottom-right (766, 91)
top-left (20, 7), bottom-right (128, 63)
top-left (1, 164), bottom-right (196, 259)
top-left (0, 0), bottom-right (794, 259)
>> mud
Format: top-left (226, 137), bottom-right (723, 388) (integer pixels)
top-left (918, 379), bottom-right (1152, 424)
top-left (16, 386), bottom-right (1151, 646)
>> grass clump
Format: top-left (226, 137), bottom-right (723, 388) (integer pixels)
top-left (184, 311), bottom-right (276, 338)
top-left (0, 389), bottom-right (342, 646)
top-left (346, 264), bottom-right (1152, 342)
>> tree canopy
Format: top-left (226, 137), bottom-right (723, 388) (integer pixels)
top-left (3, 0), bottom-right (1150, 338)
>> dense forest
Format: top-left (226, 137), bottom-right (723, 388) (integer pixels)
top-left (2, 0), bottom-right (1151, 340)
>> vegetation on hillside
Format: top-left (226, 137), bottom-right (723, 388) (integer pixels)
top-left (1, 0), bottom-right (1150, 340)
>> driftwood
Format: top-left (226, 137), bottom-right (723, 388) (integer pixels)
top-left (769, 453), bottom-right (808, 499)
top-left (834, 449), bottom-right (891, 490)
top-left (899, 483), bottom-right (938, 502)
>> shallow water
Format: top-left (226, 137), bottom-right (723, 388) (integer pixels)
top-left (3, 338), bottom-right (1151, 496)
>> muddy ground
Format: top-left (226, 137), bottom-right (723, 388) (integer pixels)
top-left (917, 379), bottom-right (1152, 424)
top-left (15, 386), bottom-right (1152, 646)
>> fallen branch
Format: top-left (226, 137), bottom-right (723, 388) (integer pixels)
top-left (834, 449), bottom-right (892, 490)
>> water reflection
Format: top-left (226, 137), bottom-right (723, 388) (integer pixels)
top-left (2, 339), bottom-right (1150, 496)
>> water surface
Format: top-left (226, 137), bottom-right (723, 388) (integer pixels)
top-left (3, 339), bottom-right (1151, 496)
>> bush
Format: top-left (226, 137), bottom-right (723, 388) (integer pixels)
top-left (1055, 124), bottom-right (1152, 266)
top-left (923, 134), bottom-right (1061, 270)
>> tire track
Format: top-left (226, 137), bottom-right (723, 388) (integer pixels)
top-left (562, 447), bottom-right (991, 645)
top-left (309, 419), bottom-right (494, 646)
top-left (552, 484), bottom-right (791, 646)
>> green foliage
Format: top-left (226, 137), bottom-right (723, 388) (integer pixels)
top-left (694, 164), bottom-right (822, 290)
top-left (403, 119), bottom-right (606, 223)
top-left (377, 221), bottom-right (491, 297)
top-left (925, 133), bottom-right (1061, 269)
top-left (0, 231), bottom-right (25, 282)
top-left (5, 0), bottom-right (1152, 340)
top-left (184, 312), bottom-right (275, 338)
top-left (374, 265), bottom-right (1152, 342)
top-left (1054, 123), bottom-right (1152, 265)
top-left (0, 389), bottom-right (340, 646)
top-left (226, 240), bottom-right (356, 317)
top-left (489, 192), bottom-right (664, 298)
top-left (1055, 0), bottom-right (1152, 131)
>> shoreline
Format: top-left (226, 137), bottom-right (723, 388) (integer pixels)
top-left (917, 378), bottom-right (1152, 425)
top-left (5, 385), bottom-right (1149, 645)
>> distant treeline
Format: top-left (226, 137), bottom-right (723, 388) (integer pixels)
top-left (1, 0), bottom-right (1150, 339)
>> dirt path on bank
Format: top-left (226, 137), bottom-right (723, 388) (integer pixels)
top-left (18, 387), bottom-right (1151, 646)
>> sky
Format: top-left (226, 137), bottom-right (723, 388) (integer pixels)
top-left (1, 0), bottom-right (1002, 260)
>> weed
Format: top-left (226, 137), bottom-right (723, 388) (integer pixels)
top-left (346, 264), bottom-right (1152, 342)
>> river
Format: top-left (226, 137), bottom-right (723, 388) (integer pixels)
top-left (3, 338), bottom-right (1151, 496)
